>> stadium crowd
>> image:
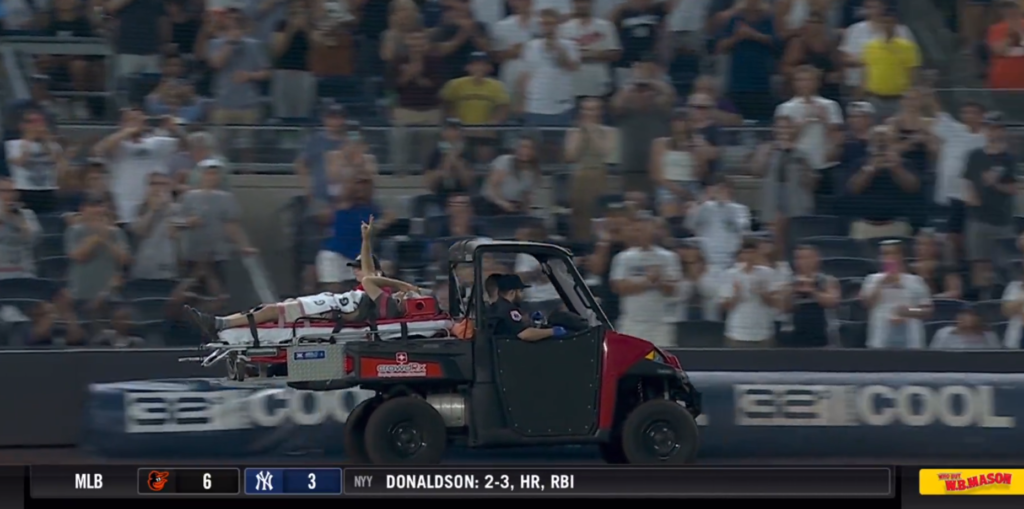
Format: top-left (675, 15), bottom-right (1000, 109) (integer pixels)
top-left (0, 0), bottom-right (1022, 350)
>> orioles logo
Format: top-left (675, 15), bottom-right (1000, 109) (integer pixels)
top-left (147, 471), bottom-right (170, 492)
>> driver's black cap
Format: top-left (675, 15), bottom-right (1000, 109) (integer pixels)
top-left (497, 274), bottom-right (530, 291)
top-left (347, 254), bottom-right (382, 269)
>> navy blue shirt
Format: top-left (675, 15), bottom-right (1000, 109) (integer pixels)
top-left (842, 161), bottom-right (920, 223)
top-left (721, 14), bottom-right (776, 93)
top-left (322, 203), bottom-right (380, 259)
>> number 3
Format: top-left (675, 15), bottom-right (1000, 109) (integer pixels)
top-left (308, 473), bottom-right (316, 490)
top-left (203, 473), bottom-right (211, 490)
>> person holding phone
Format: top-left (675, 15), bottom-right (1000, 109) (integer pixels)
top-left (859, 239), bottom-right (932, 349)
top-left (842, 125), bottom-right (920, 240)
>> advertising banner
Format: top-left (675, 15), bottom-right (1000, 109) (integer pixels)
top-left (83, 372), bottom-right (1024, 459)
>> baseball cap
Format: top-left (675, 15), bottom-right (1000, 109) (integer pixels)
top-left (198, 158), bottom-right (226, 170)
top-left (347, 254), bottom-right (382, 269)
top-left (496, 274), bottom-right (530, 292)
top-left (468, 51), bottom-right (489, 63)
top-left (847, 101), bottom-right (876, 116)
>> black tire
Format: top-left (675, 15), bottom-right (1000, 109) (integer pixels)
top-left (598, 439), bottom-right (628, 464)
top-left (364, 396), bottom-right (448, 465)
top-left (344, 397), bottom-right (379, 464)
top-left (620, 400), bottom-right (699, 464)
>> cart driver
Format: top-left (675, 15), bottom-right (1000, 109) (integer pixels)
top-left (186, 217), bottom-right (423, 338)
top-left (490, 275), bottom-right (568, 342)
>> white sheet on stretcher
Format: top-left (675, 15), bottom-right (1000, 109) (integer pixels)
top-left (214, 319), bottom-right (455, 346)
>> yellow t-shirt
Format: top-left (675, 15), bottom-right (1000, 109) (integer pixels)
top-left (440, 77), bottom-right (510, 125)
top-left (862, 37), bottom-right (921, 97)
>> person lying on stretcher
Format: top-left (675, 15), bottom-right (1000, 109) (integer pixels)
top-left (186, 216), bottom-right (425, 339)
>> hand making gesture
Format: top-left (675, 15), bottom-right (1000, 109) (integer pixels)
top-left (361, 215), bottom-right (375, 239)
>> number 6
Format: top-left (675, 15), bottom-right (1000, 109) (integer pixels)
top-left (203, 473), bottom-right (211, 490)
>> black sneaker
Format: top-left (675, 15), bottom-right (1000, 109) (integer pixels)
top-left (184, 305), bottom-right (218, 339)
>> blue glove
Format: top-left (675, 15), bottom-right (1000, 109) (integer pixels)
top-left (552, 326), bottom-right (567, 337)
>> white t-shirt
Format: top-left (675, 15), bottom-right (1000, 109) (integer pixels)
top-left (4, 139), bottom-right (62, 191)
top-left (609, 246), bottom-right (683, 324)
top-left (859, 272), bottom-right (931, 349)
top-left (773, 95), bottom-right (844, 170)
top-left (839, 20), bottom-right (916, 87)
top-left (719, 265), bottom-right (777, 342)
top-left (930, 112), bottom-right (986, 204)
top-left (558, 17), bottom-right (621, 98)
top-left (470, 0), bottom-right (506, 25)
top-left (667, 0), bottom-right (709, 32)
top-left (1001, 282), bottom-right (1024, 349)
top-left (532, 0), bottom-right (573, 16)
top-left (491, 16), bottom-right (537, 93)
top-left (108, 136), bottom-right (179, 223)
top-left (521, 37), bottom-right (580, 115)
top-left (679, 267), bottom-right (722, 321)
top-left (515, 254), bottom-right (560, 302)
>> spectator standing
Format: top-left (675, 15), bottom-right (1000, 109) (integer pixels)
top-left (782, 244), bottom-right (839, 347)
top-left (716, 0), bottom-right (778, 122)
top-left (860, 239), bottom-right (933, 349)
top-left (106, 0), bottom-right (165, 76)
top-left (423, 119), bottom-right (475, 207)
top-left (515, 224), bottom-right (562, 314)
top-left (41, 0), bottom-right (103, 119)
top-left (177, 131), bottom-right (229, 192)
top-left (1002, 251), bottom-right (1024, 347)
top-left (860, 8), bottom-right (920, 119)
top-left (178, 162), bottom-right (256, 302)
top-left (588, 203), bottom-right (632, 323)
top-left (611, 55), bottom-right (674, 193)
top-left (481, 137), bottom-right (541, 216)
top-left (491, 0), bottom-right (537, 105)
top-left (389, 30), bottom-right (444, 170)
top-left (684, 92), bottom-right (724, 180)
top-left (888, 89), bottom-right (939, 231)
top-left (295, 103), bottom-right (346, 202)
top-left (564, 97), bottom-right (617, 242)
top-left (380, 0), bottom-right (424, 65)
top-left (4, 76), bottom-right (59, 141)
top-left (963, 111), bottom-right (1018, 271)
top-left (690, 75), bottom-right (743, 126)
top-left (840, 0), bottom-right (915, 100)
top-left (64, 195), bottom-right (132, 321)
top-left (129, 173), bottom-right (180, 280)
top-left (5, 110), bottom-right (69, 215)
top-left (559, 0), bottom-right (622, 101)
top-left (160, 0), bottom-right (202, 57)
top-left (145, 55), bottom-right (204, 123)
top-left (651, 110), bottom-right (705, 220)
top-left (609, 213), bottom-right (683, 347)
top-left (842, 125), bottom-right (920, 240)
top-left (927, 95), bottom-right (986, 263)
top-left (0, 178), bottom-right (42, 278)
top-left (773, 65), bottom-right (842, 215)
top-left (781, 11), bottom-right (842, 102)
top-left (326, 123), bottom-right (379, 196)
top-left (433, 0), bottom-right (491, 81)
top-left (440, 52), bottom-right (510, 163)
top-left (678, 242), bottom-right (721, 321)
top-left (93, 109), bottom-right (179, 224)
top-left (752, 115), bottom-right (816, 245)
top-left (309, 0), bottom-right (359, 104)
top-left (63, 160), bottom-right (117, 219)
top-left (686, 175), bottom-right (750, 270)
top-left (519, 9), bottom-right (581, 130)
top-left (206, 8), bottom-right (271, 156)
top-left (910, 232), bottom-right (962, 298)
top-left (987, 0), bottom-right (1024, 90)
top-left (931, 304), bottom-right (1001, 349)
top-left (270, 0), bottom-right (315, 119)
top-left (719, 238), bottom-right (777, 347)
top-left (316, 172), bottom-right (381, 291)
top-left (609, 0), bottom-right (672, 86)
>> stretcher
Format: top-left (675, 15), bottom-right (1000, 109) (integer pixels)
top-left (179, 315), bottom-right (455, 380)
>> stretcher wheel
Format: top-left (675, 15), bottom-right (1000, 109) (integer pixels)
top-left (344, 397), bottom-right (380, 464)
top-left (364, 397), bottom-right (447, 465)
top-left (226, 353), bottom-right (244, 382)
top-left (620, 400), bottom-right (699, 464)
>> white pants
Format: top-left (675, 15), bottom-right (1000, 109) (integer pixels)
top-left (315, 250), bottom-right (355, 283)
top-left (617, 319), bottom-right (676, 348)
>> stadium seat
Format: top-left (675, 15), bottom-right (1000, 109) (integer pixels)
top-left (480, 215), bottom-right (543, 240)
top-left (800, 236), bottom-right (867, 259)
top-left (788, 215), bottom-right (845, 245)
top-left (821, 257), bottom-right (877, 279)
top-left (973, 300), bottom-right (1005, 323)
top-left (38, 256), bottom-right (69, 280)
top-left (837, 298), bottom-right (868, 322)
top-left (37, 233), bottom-right (64, 259)
top-left (838, 277), bottom-right (863, 300)
top-left (410, 194), bottom-right (444, 218)
top-left (925, 321), bottom-right (956, 346)
top-left (931, 299), bottom-right (968, 322)
top-left (837, 321), bottom-right (867, 348)
top-left (122, 279), bottom-right (179, 300)
top-left (0, 277), bottom-right (57, 301)
top-left (675, 320), bottom-right (723, 348)
top-left (36, 214), bottom-right (66, 235)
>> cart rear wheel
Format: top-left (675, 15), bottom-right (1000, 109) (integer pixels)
top-left (620, 400), bottom-right (699, 464)
top-left (364, 396), bottom-right (447, 465)
top-left (344, 397), bottom-right (379, 464)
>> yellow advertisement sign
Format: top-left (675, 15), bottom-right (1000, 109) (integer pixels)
top-left (919, 469), bottom-right (1024, 495)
